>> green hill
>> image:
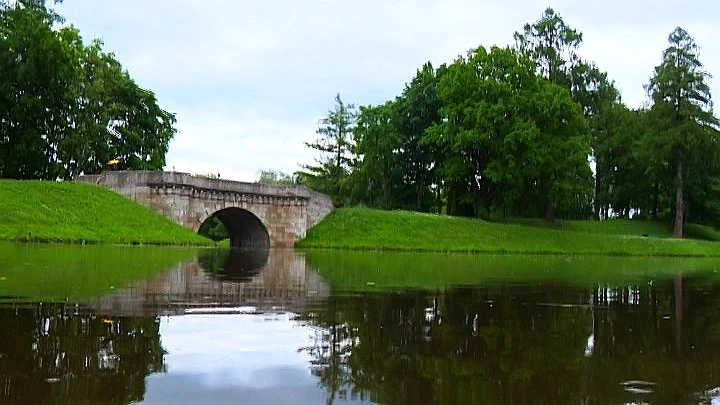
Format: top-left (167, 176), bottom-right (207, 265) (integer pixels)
top-left (0, 180), bottom-right (211, 245)
top-left (297, 208), bottom-right (720, 257)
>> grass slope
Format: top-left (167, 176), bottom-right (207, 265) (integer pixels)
top-left (0, 180), bottom-right (211, 245)
top-left (297, 208), bottom-right (720, 257)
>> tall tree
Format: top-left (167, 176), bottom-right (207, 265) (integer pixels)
top-left (646, 27), bottom-right (718, 237)
top-left (514, 7), bottom-right (582, 88)
top-left (570, 63), bottom-right (624, 219)
top-left (396, 62), bottom-right (444, 212)
top-left (300, 94), bottom-right (356, 202)
top-left (515, 9), bottom-right (627, 221)
top-left (427, 46), bottom-right (592, 222)
top-left (0, 0), bottom-right (176, 180)
top-left (350, 101), bottom-right (402, 209)
top-left (0, 0), bottom-right (74, 179)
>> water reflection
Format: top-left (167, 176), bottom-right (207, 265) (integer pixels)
top-left (296, 270), bottom-right (720, 405)
top-left (0, 303), bottom-right (163, 405)
top-left (198, 248), bottom-right (270, 282)
top-left (142, 313), bottom-right (372, 405)
top-left (91, 248), bottom-right (329, 315)
top-left (2, 247), bottom-right (720, 404)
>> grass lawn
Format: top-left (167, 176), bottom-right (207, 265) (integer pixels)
top-left (297, 207), bottom-right (720, 257)
top-left (0, 180), bottom-right (212, 245)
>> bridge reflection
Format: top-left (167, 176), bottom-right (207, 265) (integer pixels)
top-left (89, 249), bottom-right (330, 315)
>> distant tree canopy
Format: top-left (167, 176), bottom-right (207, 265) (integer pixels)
top-left (0, 0), bottom-right (176, 180)
top-left (300, 8), bottom-right (720, 235)
top-left (256, 169), bottom-right (294, 186)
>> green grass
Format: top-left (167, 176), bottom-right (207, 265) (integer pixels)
top-left (297, 208), bottom-right (720, 257)
top-left (499, 217), bottom-right (673, 237)
top-left (685, 223), bottom-right (720, 241)
top-left (0, 180), bottom-right (212, 245)
top-left (0, 243), bottom-right (198, 301)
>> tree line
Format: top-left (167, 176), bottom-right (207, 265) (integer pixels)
top-left (0, 0), bottom-right (176, 181)
top-left (299, 8), bottom-right (719, 237)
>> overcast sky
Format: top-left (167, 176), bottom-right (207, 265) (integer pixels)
top-left (56, 1), bottom-right (718, 182)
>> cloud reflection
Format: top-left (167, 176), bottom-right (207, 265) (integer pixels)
top-left (140, 313), bottom-right (373, 405)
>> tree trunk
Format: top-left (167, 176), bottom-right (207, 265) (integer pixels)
top-left (382, 159), bottom-right (390, 210)
top-left (673, 159), bottom-right (684, 238)
top-left (545, 192), bottom-right (555, 224)
top-left (382, 177), bottom-right (390, 210)
top-left (594, 167), bottom-right (601, 220)
top-left (651, 179), bottom-right (659, 220)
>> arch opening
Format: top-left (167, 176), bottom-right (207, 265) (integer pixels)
top-left (199, 208), bottom-right (270, 249)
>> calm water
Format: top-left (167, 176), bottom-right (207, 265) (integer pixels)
top-left (1, 245), bottom-right (720, 405)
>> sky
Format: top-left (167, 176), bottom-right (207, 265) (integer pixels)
top-left (55, 1), bottom-right (719, 183)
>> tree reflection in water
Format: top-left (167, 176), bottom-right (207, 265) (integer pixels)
top-left (0, 303), bottom-right (164, 405)
top-left (296, 275), bottom-right (720, 405)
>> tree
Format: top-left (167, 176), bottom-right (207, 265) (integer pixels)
top-left (514, 7), bottom-right (582, 89)
top-left (350, 101), bottom-right (402, 209)
top-left (255, 168), bottom-right (294, 185)
top-left (300, 94), bottom-right (356, 203)
top-left (0, 0), bottom-right (75, 179)
top-left (396, 62), bottom-right (444, 212)
top-left (0, 1), bottom-right (176, 180)
top-left (426, 46), bottom-right (592, 222)
top-left (646, 27), bottom-right (718, 237)
top-left (197, 215), bottom-right (229, 241)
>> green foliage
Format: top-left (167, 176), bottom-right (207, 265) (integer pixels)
top-left (0, 1), bottom-right (175, 180)
top-left (255, 168), bottom-right (294, 185)
top-left (297, 9), bottom-right (720, 234)
top-left (197, 215), bottom-right (229, 241)
top-left (395, 62), bottom-right (444, 212)
top-left (297, 208), bottom-right (720, 256)
top-left (645, 27), bottom-right (719, 237)
top-left (427, 46), bottom-right (592, 221)
top-left (348, 101), bottom-right (402, 209)
top-left (299, 94), bottom-right (356, 204)
top-left (513, 7), bottom-right (582, 87)
top-left (0, 180), bottom-right (212, 245)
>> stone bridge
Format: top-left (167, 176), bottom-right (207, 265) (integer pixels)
top-left (79, 171), bottom-right (333, 248)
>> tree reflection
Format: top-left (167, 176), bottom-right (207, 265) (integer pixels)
top-left (298, 275), bottom-right (720, 405)
top-left (0, 303), bottom-right (164, 405)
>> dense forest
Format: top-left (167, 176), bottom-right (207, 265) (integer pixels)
top-left (299, 8), bottom-right (720, 238)
top-left (0, 0), bottom-right (176, 181)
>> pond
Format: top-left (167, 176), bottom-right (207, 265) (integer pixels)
top-left (1, 243), bottom-right (720, 405)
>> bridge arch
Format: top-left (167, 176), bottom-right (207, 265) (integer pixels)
top-left (200, 208), bottom-right (270, 249)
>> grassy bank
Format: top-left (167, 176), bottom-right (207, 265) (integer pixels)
top-left (297, 208), bottom-right (720, 257)
top-left (0, 180), bottom-right (211, 245)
